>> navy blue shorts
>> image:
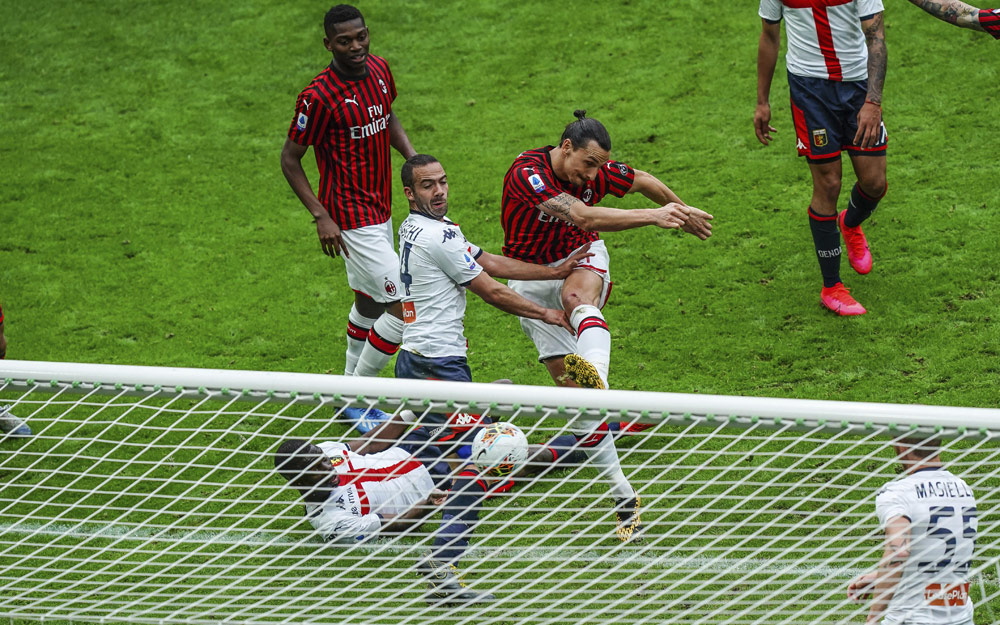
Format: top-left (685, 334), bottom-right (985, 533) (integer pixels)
top-left (395, 350), bottom-right (473, 382)
top-left (787, 73), bottom-right (887, 162)
top-left (395, 350), bottom-right (486, 456)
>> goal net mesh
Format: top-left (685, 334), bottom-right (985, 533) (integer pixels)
top-left (1, 360), bottom-right (998, 625)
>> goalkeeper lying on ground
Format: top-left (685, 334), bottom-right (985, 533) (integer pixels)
top-left (274, 410), bottom-right (584, 607)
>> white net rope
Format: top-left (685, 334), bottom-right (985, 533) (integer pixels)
top-left (1, 361), bottom-right (998, 625)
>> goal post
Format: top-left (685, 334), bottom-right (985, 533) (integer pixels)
top-left (1, 359), bottom-right (998, 625)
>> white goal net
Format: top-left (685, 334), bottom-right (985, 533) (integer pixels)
top-left (1, 360), bottom-right (998, 625)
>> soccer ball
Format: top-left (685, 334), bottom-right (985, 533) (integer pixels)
top-left (471, 422), bottom-right (529, 477)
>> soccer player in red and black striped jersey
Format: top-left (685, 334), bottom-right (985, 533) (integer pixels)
top-left (500, 110), bottom-right (713, 541)
top-left (0, 303), bottom-right (32, 437)
top-left (281, 5), bottom-right (416, 386)
top-left (907, 0), bottom-right (1000, 38)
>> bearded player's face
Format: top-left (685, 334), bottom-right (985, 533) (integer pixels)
top-left (560, 139), bottom-right (609, 187)
top-left (406, 163), bottom-right (449, 219)
top-left (324, 18), bottom-right (370, 76)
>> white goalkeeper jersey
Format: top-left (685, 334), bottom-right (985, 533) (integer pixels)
top-left (759, 0), bottom-right (883, 82)
top-left (875, 467), bottom-right (977, 625)
top-left (305, 442), bottom-right (434, 544)
top-left (397, 212), bottom-right (484, 358)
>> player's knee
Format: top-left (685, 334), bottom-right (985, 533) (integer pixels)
top-left (385, 300), bottom-right (404, 320)
top-left (859, 175), bottom-right (887, 199)
top-left (354, 293), bottom-right (384, 318)
top-left (815, 176), bottom-right (841, 202)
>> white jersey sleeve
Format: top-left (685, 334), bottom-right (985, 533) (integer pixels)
top-left (857, 0), bottom-right (884, 19)
top-left (875, 483), bottom-right (911, 528)
top-left (428, 224), bottom-right (483, 287)
top-left (308, 500), bottom-right (382, 544)
top-left (759, 0), bottom-right (783, 22)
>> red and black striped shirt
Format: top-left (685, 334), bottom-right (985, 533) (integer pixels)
top-left (287, 55), bottom-right (398, 230)
top-left (981, 9), bottom-right (1000, 39)
top-left (501, 146), bottom-right (635, 264)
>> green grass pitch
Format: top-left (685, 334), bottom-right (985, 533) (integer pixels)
top-left (1, 0), bottom-right (998, 624)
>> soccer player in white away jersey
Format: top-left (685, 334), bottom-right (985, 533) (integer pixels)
top-left (848, 437), bottom-right (978, 625)
top-left (756, 0), bottom-right (888, 316)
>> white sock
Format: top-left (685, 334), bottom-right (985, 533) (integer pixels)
top-left (575, 424), bottom-right (634, 500)
top-left (345, 305), bottom-right (376, 375)
top-left (354, 312), bottom-right (404, 377)
top-left (569, 305), bottom-right (610, 388)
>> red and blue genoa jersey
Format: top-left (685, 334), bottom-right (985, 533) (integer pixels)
top-left (0, 303), bottom-right (4, 324)
top-left (981, 9), bottom-right (1000, 39)
top-left (287, 55), bottom-right (397, 230)
top-left (501, 146), bottom-right (635, 264)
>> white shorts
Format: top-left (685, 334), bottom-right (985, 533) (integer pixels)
top-left (341, 220), bottom-right (401, 303)
top-left (507, 240), bottom-right (612, 362)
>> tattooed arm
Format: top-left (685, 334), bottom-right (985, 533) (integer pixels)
top-left (535, 193), bottom-right (689, 233)
top-left (854, 12), bottom-right (887, 148)
top-left (907, 0), bottom-right (985, 30)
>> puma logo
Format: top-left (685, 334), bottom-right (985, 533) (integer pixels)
top-left (344, 97), bottom-right (359, 106)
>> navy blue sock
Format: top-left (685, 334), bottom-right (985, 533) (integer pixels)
top-left (843, 182), bottom-right (886, 228)
top-left (808, 208), bottom-right (842, 288)
top-left (546, 434), bottom-right (587, 466)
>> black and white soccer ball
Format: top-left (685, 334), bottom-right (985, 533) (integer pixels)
top-left (471, 422), bottom-right (529, 477)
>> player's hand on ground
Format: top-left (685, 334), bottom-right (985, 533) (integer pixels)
top-left (540, 308), bottom-right (573, 333)
top-left (846, 571), bottom-right (876, 602)
top-left (853, 101), bottom-right (882, 149)
top-left (754, 103), bottom-right (777, 146)
top-left (427, 489), bottom-right (448, 507)
top-left (553, 243), bottom-right (595, 278)
top-left (680, 206), bottom-right (714, 240)
top-left (316, 214), bottom-right (349, 258)
top-left (651, 203), bottom-right (689, 230)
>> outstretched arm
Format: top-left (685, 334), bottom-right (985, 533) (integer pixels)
top-left (535, 193), bottom-right (688, 233)
top-left (466, 272), bottom-right (572, 332)
top-left (476, 244), bottom-right (593, 281)
top-left (907, 0), bottom-right (986, 30)
top-left (755, 19), bottom-right (781, 146)
top-left (855, 12), bottom-right (887, 148)
top-left (628, 170), bottom-right (713, 240)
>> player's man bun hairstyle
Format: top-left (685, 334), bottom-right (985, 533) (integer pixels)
top-left (274, 439), bottom-right (325, 484)
top-left (401, 154), bottom-right (441, 188)
top-left (324, 4), bottom-right (365, 36)
top-left (560, 109), bottom-right (611, 152)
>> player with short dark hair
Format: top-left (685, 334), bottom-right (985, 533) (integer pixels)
top-left (847, 436), bottom-right (978, 625)
top-left (907, 0), bottom-right (1000, 37)
top-left (280, 4), bottom-right (417, 395)
top-left (755, 0), bottom-right (888, 316)
top-left (499, 110), bottom-right (713, 541)
top-left (0, 303), bottom-right (32, 438)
